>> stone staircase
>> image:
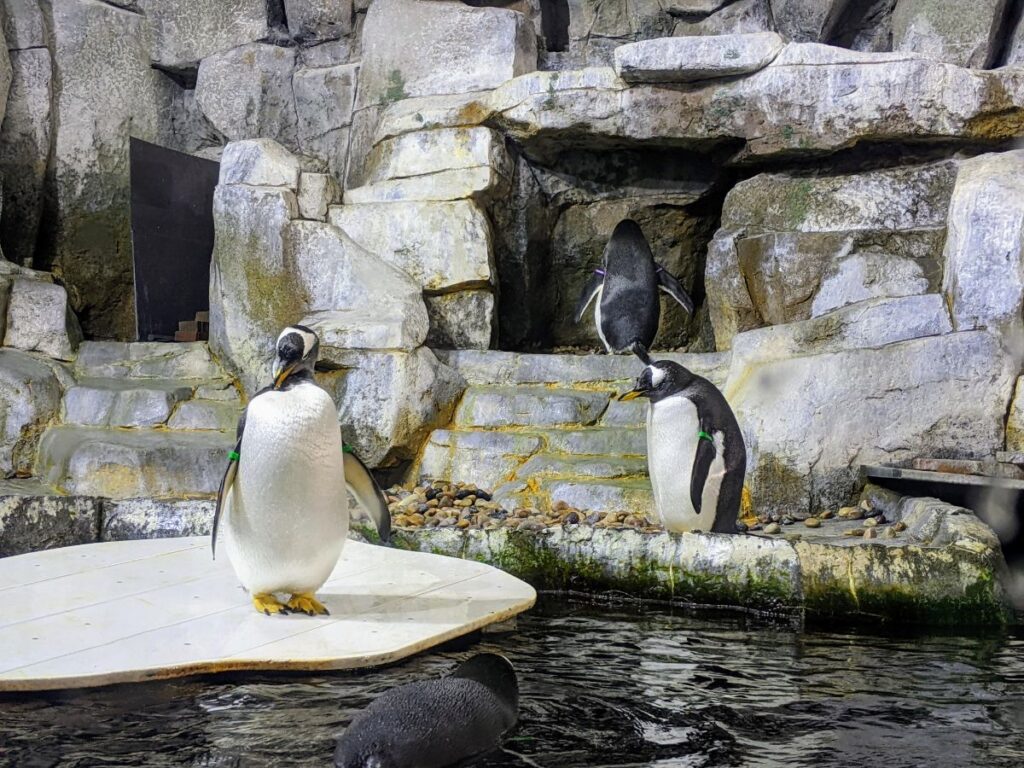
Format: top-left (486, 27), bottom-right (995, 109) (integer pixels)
top-left (413, 350), bottom-right (729, 515)
top-left (35, 342), bottom-right (241, 500)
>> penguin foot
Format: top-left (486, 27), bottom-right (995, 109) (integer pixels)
top-left (252, 593), bottom-right (289, 616)
top-left (286, 593), bottom-right (330, 616)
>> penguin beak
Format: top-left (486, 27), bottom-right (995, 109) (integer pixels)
top-left (273, 362), bottom-right (296, 390)
top-left (618, 387), bottom-right (646, 402)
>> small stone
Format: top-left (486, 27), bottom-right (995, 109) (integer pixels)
top-left (757, 514), bottom-right (771, 524)
top-left (425, 488), bottom-right (438, 500)
top-left (455, 489), bottom-right (474, 500)
top-left (783, 533), bottom-right (802, 542)
top-left (883, 526), bottom-right (899, 539)
top-left (860, 499), bottom-right (873, 512)
top-left (554, 500), bottom-right (569, 511)
top-left (457, 519), bottom-right (470, 529)
top-left (837, 506), bottom-right (863, 520)
top-left (736, 521), bottom-right (748, 533)
top-left (566, 511), bottom-right (580, 524)
top-left (408, 512), bottom-right (425, 526)
top-left (439, 517), bottom-right (456, 527)
top-left (393, 514), bottom-right (409, 527)
top-left (520, 521), bottom-right (544, 533)
top-left (819, 510), bottom-right (835, 520)
top-left (769, 513), bottom-right (781, 523)
top-left (426, 499), bottom-right (439, 508)
top-left (475, 490), bottom-right (492, 501)
top-left (864, 517), bottom-right (879, 528)
top-left (781, 515), bottom-right (796, 525)
top-left (764, 522), bottom-right (781, 534)
top-left (863, 528), bottom-right (878, 540)
top-left (440, 495), bottom-right (454, 507)
top-left (804, 517), bottom-right (821, 528)
top-left (844, 528), bottom-right (866, 537)
top-left (586, 512), bottom-right (602, 525)
top-left (454, 498), bottom-right (473, 508)
top-left (893, 521), bottom-right (908, 532)
top-left (416, 503), bottom-right (429, 514)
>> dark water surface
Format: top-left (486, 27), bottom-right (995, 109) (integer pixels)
top-left (2, 598), bottom-right (1022, 768)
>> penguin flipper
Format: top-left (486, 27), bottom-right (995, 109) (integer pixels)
top-left (574, 271), bottom-right (604, 323)
top-left (656, 266), bottom-right (695, 315)
top-left (212, 435), bottom-right (241, 559)
top-left (690, 437), bottom-right (717, 516)
top-left (343, 449), bottom-right (392, 544)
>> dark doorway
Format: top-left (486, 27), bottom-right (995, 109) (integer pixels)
top-left (130, 138), bottom-right (219, 342)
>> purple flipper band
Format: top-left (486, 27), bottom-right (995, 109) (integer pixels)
top-left (595, 269), bottom-right (606, 276)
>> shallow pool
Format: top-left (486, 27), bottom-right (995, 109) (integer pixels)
top-left (2, 598), bottom-right (1022, 767)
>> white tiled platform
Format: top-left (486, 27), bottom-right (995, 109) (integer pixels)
top-left (0, 537), bottom-right (536, 692)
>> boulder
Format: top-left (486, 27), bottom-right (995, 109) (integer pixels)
top-left (0, 47), bottom-right (50, 267)
top-left (564, 0), bottom-right (674, 67)
top-left (47, 0), bottom-right (167, 339)
top-left (0, 486), bottom-right (101, 557)
top-left (75, 341), bottom-right (224, 380)
top-left (941, 151), bottom-right (1024, 332)
top-left (297, 172), bottom-right (340, 220)
top-left (891, 0), bottom-right (1007, 68)
top-left (328, 199), bottom-right (494, 291)
top-left (195, 43), bottom-right (299, 152)
top-left (63, 380), bottom-right (193, 428)
top-left (728, 331), bottom-right (1016, 518)
top-left (0, 350), bottom-right (65, 476)
top-left (424, 290), bottom-right (495, 349)
top-left (1, 0), bottom-right (47, 50)
top-left (317, 347), bottom-right (465, 468)
top-left (673, 0), bottom-right (773, 37)
top-left (3, 278), bottom-right (81, 361)
top-left (706, 161), bottom-right (957, 349)
top-left (139, 0), bottom-right (271, 70)
top-left (284, 0), bottom-right (353, 44)
top-left (219, 139), bottom-right (301, 188)
top-left (292, 62), bottom-right (357, 171)
top-left (356, 0), bottom-right (537, 110)
top-left (614, 32), bottom-right (784, 83)
top-left (301, 308), bottom-right (426, 352)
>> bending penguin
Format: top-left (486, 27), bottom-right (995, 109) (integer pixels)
top-left (620, 353), bottom-right (745, 534)
top-left (575, 219), bottom-right (694, 357)
top-left (334, 653), bottom-right (518, 768)
top-left (212, 325), bottom-right (391, 616)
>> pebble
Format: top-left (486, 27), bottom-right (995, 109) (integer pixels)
top-left (860, 499), bottom-right (874, 512)
top-left (863, 528), bottom-right (878, 540)
top-left (783, 533), bottom-right (802, 542)
top-left (804, 517), bottom-right (821, 528)
top-left (837, 506), bottom-right (862, 520)
top-left (781, 515), bottom-right (796, 526)
top-left (863, 517), bottom-right (878, 528)
top-left (893, 521), bottom-right (908, 533)
top-left (844, 528), bottom-right (866, 537)
top-left (818, 510), bottom-right (835, 520)
top-left (764, 522), bottom-right (782, 534)
top-left (566, 511), bottom-right (580, 524)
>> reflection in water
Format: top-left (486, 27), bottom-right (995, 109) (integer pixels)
top-left (1, 599), bottom-right (1022, 768)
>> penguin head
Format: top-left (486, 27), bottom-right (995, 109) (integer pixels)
top-left (272, 325), bottom-right (320, 389)
top-left (603, 219), bottom-right (654, 276)
top-left (619, 361), bottom-right (693, 404)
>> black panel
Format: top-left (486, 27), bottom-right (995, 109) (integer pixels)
top-left (130, 138), bottom-right (220, 341)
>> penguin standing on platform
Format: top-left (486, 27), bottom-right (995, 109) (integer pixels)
top-left (211, 325), bottom-right (391, 616)
top-left (575, 219), bottom-right (695, 357)
top-left (620, 356), bottom-right (745, 534)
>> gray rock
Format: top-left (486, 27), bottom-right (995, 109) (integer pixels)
top-left (454, 386), bottom-right (610, 428)
top-left (0, 349), bottom-right (64, 476)
top-left (329, 199), bottom-right (494, 291)
top-left (706, 160), bottom-right (957, 349)
top-left (543, 479), bottom-right (654, 516)
top-left (101, 498), bottom-right (215, 541)
top-left (674, 0), bottom-right (773, 37)
top-left (415, 429), bottom-right (544, 489)
top-left (49, 0), bottom-right (167, 339)
top-left (0, 48), bottom-right (50, 268)
top-left (564, 0), bottom-right (674, 67)
top-left (0, 25), bottom-right (8, 125)
top-left (3, 278), bottom-right (81, 360)
top-left (729, 331), bottom-right (1016, 518)
top-left (292, 62), bottom-right (357, 172)
top-left (614, 32), bottom-right (784, 83)
top-left (1006, 11), bottom-right (1024, 65)
top-left (75, 341), bottom-right (225, 380)
top-left (356, 0), bottom-right (536, 110)
top-left (1, 0), bottom-right (48, 50)
top-left (63, 379), bottom-right (193, 428)
top-left (769, 0), bottom-right (848, 42)
top-left (297, 172), bottom-right (340, 220)
top-left (167, 400), bottom-right (240, 431)
top-left (597, 398), bottom-right (648, 428)
top-left (516, 453), bottom-right (647, 481)
top-left (219, 139), bottom-right (301, 189)
top-left (892, 0), bottom-right (1007, 68)
top-left (317, 347), bottom-right (464, 467)
top-left (0, 487), bottom-right (101, 557)
top-left (37, 425), bottom-right (233, 498)
top-left (543, 427), bottom-right (647, 457)
top-left (425, 290), bottom-right (495, 350)
top-left (1006, 377), bottom-right (1024, 453)
top-left (194, 381), bottom-right (241, 401)
top-left (941, 151), bottom-right (1024, 332)
top-left (284, 0), bottom-right (353, 43)
top-left (196, 43), bottom-right (299, 152)
top-left (139, 0), bottom-right (271, 70)
top-left (298, 39), bottom-right (353, 68)
top-left (344, 167), bottom-right (510, 204)
top-left (302, 308), bottom-right (427, 352)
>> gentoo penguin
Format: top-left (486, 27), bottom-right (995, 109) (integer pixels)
top-left (619, 355), bottom-right (745, 534)
top-left (211, 325), bottom-right (391, 616)
top-left (575, 219), bottom-right (694, 356)
top-left (334, 653), bottom-right (518, 768)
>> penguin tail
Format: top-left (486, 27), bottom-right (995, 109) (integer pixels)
top-left (628, 342), bottom-right (652, 366)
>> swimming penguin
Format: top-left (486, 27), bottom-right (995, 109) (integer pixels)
top-left (334, 653), bottom-right (518, 768)
top-left (575, 219), bottom-right (695, 356)
top-left (619, 355), bottom-right (745, 534)
top-left (211, 325), bottom-right (391, 616)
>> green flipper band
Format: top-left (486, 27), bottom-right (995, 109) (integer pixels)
top-left (342, 444), bottom-right (354, 454)
top-left (697, 431), bottom-right (714, 443)
top-left (228, 450), bottom-right (240, 462)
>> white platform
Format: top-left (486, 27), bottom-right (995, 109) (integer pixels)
top-left (0, 537), bottom-right (536, 692)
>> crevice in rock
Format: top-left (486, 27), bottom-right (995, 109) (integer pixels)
top-left (152, 64), bottom-right (199, 90)
top-left (825, 0), bottom-right (897, 51)
top-left (993, 0), bottom-right (1024, 67)
top-left (540, 0), bottom-right (570, 52)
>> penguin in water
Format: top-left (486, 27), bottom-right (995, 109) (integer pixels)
top-left (211, 325), bottom-right (391, 616)
top-left (575, 219), bottom-right (695, 356)
top-left (619, 353), bottom-right (745, 534)
top-left (334, 653), bottom-right (518, 768)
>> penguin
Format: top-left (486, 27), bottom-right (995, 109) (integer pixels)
top-left (574, 219), bottom-right (695, 357)
top-left (211, 325), bottom-right (391, 616)
top-left (334, 653), bottom-right (518, 768)
top-left (619, 354), bottom-right (745, 534)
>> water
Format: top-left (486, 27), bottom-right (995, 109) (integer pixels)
top-left (2, 598), bottom-right (1023, 768)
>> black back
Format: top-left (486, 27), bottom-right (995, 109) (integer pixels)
top-left (599, 220), bottom-right (660, 352)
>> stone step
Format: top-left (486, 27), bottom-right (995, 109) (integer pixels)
top-left (36, 426), bottom-right (234, 499)
top-left (539, 427), bottom-right (646, 457)
top-left (495, 477), bottom-right (655, 517)
top-left (454, 386), bottom-right (611, 428)
top-left (514, 453), bottom-right (648, 481)
top-left (438, 350), bottom-right (731, 388)
top-left (75, 341), bottom-right (225, 380)
top-left (63, 378), bottom-right (242, 430)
